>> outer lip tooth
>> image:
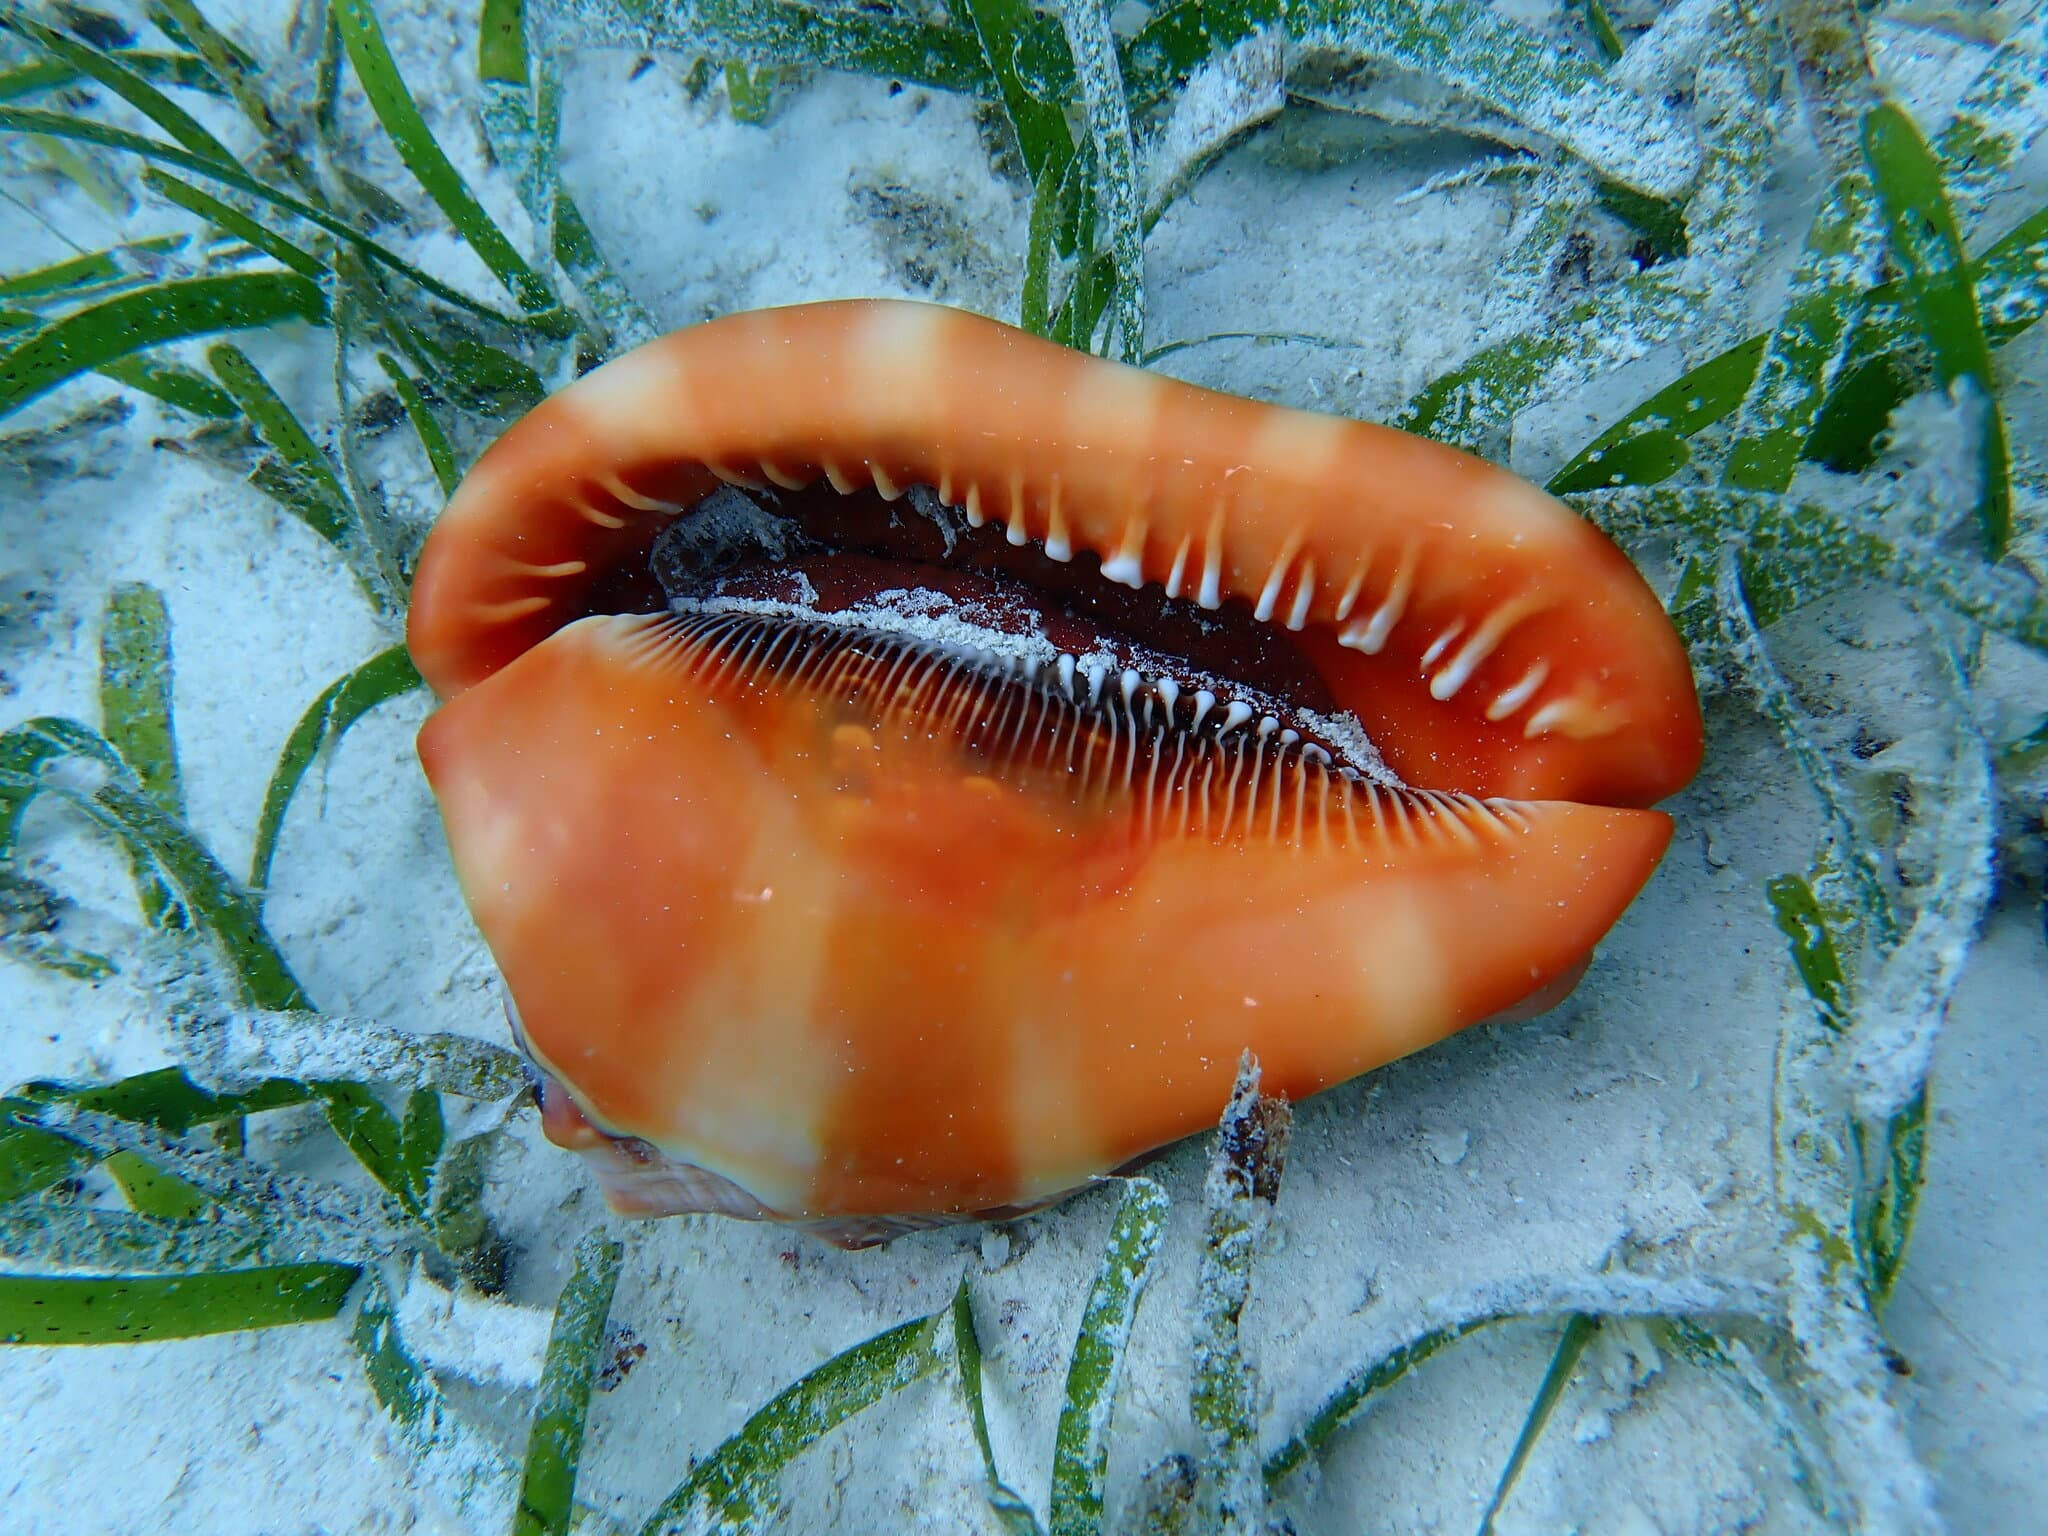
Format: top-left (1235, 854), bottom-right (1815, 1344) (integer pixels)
top-left (1486, 661), bottom-right (1550, 721)
top-left (1163, 536), bottom-right (1192, 600)
top-left (709, 463), bottom-right (769, 491)
top-left (504, 557), bottom-right (588, 578)
top-left (1005, 469), bottom-right (1029, 544)
top-left (1154, 676), bottom-right (1180, 713)
top-left (1335, 560), bottom-right (1369, 622)
top-left (1198, 512), bottom-right (1226, 610)
top-left (1044, 481), bottom-right (1072, 560)
top-left (964, 484), bottom-right (986, 527)
top-left (1256, 715), bottom-right (1280, 738)
top-left (1286, 558), bottom-right (1316, 631)
top-left (1191, 689), bottom-right (1218, 730)
top-left (1352, 539), bottom-right (1418, 653)
top-left (1120, 669), bottom-right (1142, 706)
top-left (1523, 695), bottom-right (1621, 740)
top-left (1254, 563), bottom-right (1287, 622)
top-left (1056, 654), bottom-right (1078, 696)
top-left (601, 475), bottom-right (682, 513)
top-left (1420, 620), bottom-right (1466, 669)
top-left (1435, 594), bottom-right (1548, 702)
top-left (1101, 517), bottom-right (1147, 588)
top-left (1432, 652), bottom-right (1479, 700)
top-left (1101, 551), bottom-right (1144, 587)
top-left (1081, 657), bottom-right (1110, 704)
top-left (571, 500), bottom-right (628, 530)
top-left (1279, 728), bottom-right (1300, 746)
top-left (1253, 532), bottom-right (1305, 623)
top-left (1220, 701), bottom-right (1253, 734)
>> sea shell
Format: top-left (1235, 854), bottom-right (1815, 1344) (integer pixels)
top-left (409, 299), bottom-right (1702, 1245)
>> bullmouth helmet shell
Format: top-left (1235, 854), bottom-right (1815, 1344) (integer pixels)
top-left (408, 299), bottom-right (1703, 1246)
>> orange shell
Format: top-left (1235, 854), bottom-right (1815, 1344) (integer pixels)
top-left (407, 299), bottom-right (1701, 1228)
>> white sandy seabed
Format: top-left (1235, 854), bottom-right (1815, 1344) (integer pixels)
top-left (1, 1), bottom-right (2045, 1532)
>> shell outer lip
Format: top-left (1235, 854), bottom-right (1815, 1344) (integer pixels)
top-left (407, 299), bottom-right (1702, 810)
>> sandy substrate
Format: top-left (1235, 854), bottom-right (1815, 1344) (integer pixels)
top-left (2, 2), bottom-right (2044, 1532)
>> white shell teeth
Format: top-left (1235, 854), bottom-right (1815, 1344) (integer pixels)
top-left (1101, 551), bottom-right (1144, 588)
top-left (1219, 701), bottom-right (1254, 734)
top-left (601, 475), bottom-right (682, 513)
top-left (1044, 486), bottom-right (1071, 560)
top-left (1191, 690), bottom-right (1218, 730)
top-left (1198, 537), bottom-right (1225, 610)
top-left (1486, 662), bottom-right (1550, 722)
top-left (1286, 574), bottom-right (1315, 632)
top-left (1256, 715), bottom-right (1280, 739)
top-left (1056, 654), bottom-right (1078, 696)
top-left (1420, 620), bottom-right (1465, 669)
top-left (1521, 695), bottom-right (1621, 741)
top-left (1163, 538), bottom-right (1192, 600)
top-left (1431, 648), bottom-right (1480, 701)
top-left (1154, 677), bottom-right (1180, 713)
top-left (1254, 565), bottom-right (1286, 622)
top-left (1436, 594), bottom-right (1546, 703)
top-left (1119, 669), bottom-right (1142, 706)
top-left (571, 499), bottom-right (629, 530)
top-left (1338, 543), bottom-right (1418, 653)
top-left (1335, 564), bottom-right (1368, 622)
